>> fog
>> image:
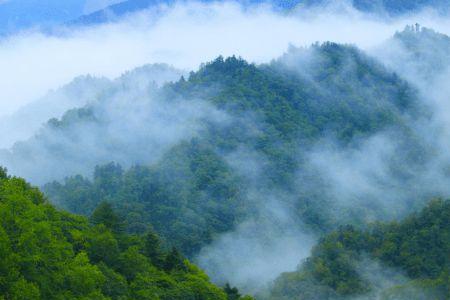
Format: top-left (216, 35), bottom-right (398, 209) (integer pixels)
top-left (197, 148), bottom-right (316, 293)
top-left (0, 64), bottom-right (217, 185)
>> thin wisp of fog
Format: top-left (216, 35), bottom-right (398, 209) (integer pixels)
top-left (0, 1), bottom-right (449, 299)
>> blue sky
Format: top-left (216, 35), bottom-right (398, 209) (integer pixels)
top-left (0, 0), bottom-right (122, 34)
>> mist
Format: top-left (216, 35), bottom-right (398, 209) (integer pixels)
top-left (196, 148), bottom-right (316, 293)
top-left (197, 198), bottom-right (316, 294)
top-left (0, 64), bottom-right (223, 185)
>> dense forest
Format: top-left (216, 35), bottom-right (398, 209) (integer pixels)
top-left (37, 41), bottom-right (425, 258)
top-left (268, 199), bottom-right (450, 299)
top-left (0, 167), bottom-right (253, 299)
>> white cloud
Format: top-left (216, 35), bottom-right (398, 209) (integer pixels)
top-left (2, 1), bottom-right (450, 118)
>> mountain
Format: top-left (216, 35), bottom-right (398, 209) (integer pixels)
top-left (302, 0), bottom-right (450, 15)
top-left (375, 25), bottom-right (450, 85)
top-left (267, 199), bottom-right (450, 299)
top-left (0, 167), bottom-right (251, 300)
top-left (21, 41), bottom-right (425, 261)
top-left (0, 75), bottom-right (111, 149)
top-left (0, 63), bottom-right (183, 155)
top-left (75, 0), bottom-right (450, 27)
top-left (70, 0), bottom-right (302, 26)
top-left (352, 0), bottom-right (450, 14)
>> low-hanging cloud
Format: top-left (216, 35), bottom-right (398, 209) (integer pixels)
top-left (2, 0), bottom-right (450, 118)
top-left (0, 64), bottom-right (225, 185)
top-left (196, 148), bottom-right (316, 294)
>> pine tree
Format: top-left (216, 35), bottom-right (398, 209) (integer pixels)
top-left (90, 202), bottom-right (125, 234)
top-left (143, 229), bottom-right (165, 268)
top-left (224, 283), bottom-right (241, 300)
top-left (164, 247), bottom-right (186, 272)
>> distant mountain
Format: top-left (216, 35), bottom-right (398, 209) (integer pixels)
top-left (352, 0), bottom-right (450, 14)
top-left (0, 63), bottom-right (183, 149)
top-left (0, 76), bottom-right (112, 149)
top-left (376, 25), bottom-right (450, 84)
top-left (3, 0), bottom-right (449, 35)
top-left (302, 0), bottom-right (450, 15)
top-left (70, 0), bottom-right (303, 26)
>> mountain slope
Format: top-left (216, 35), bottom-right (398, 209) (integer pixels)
top-left (268, 199), bottom-right (450, 299)
top-left (0, 75), bottom-right (111, 149)
top-left (0, 167), bottom-right (237, 300)
top-left (27, 42), bottom-right (426, 260)
top-left (376, 25), bottom-right (450, 85)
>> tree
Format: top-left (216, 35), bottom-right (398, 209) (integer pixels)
top-left (164, 247), bottom-right (187, 272)
top-left (0, 167), bottom-right (7, 179)
top-left (90, 202), bottom-right (125, 234)
top-left (143, 229), bottom-right (164, 268)
top-left (224, 283), bottom-right (241, 300)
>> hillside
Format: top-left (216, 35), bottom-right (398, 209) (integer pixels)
top-left (375, 25), bottom-right (450, 85)
top-left (268, 199), bottom-right (450, 299)
top-left (27, 41), bottom-right (427, 260)
top-left (0, 167), bottom-right (252, 299)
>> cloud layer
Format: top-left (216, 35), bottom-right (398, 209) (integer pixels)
top-left (2, 1), bottom-right (450, 118)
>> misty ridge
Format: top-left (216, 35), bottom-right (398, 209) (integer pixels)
top-left (0, 1), bottom-right (450, 300)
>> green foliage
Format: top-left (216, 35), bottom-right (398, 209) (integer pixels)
top-left (90, 201), bottom-right (125, 234)
top-left (0, 169), bottom-right (228, 300)
top-left (163, 248), bottom-right (187, 273)
top-left (143, 229), bottom-right (165, 268)
top-left (45, 141), bottom-right (247, 256)
top-left (268, 199), bottom-right (450, 299)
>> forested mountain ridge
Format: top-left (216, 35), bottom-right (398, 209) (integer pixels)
top-left (267, 199), bottom-right (450, 299)
top-left (36, 41), bottom-right (426, 258)
top-left (0, 167), bottom-right (252, 300)
top-left (0, 63), bottom-right (185, 184)
top-left (376, 25), bottom-right (450, 86)
top-left (0, 75), bottom-right (111, 149)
